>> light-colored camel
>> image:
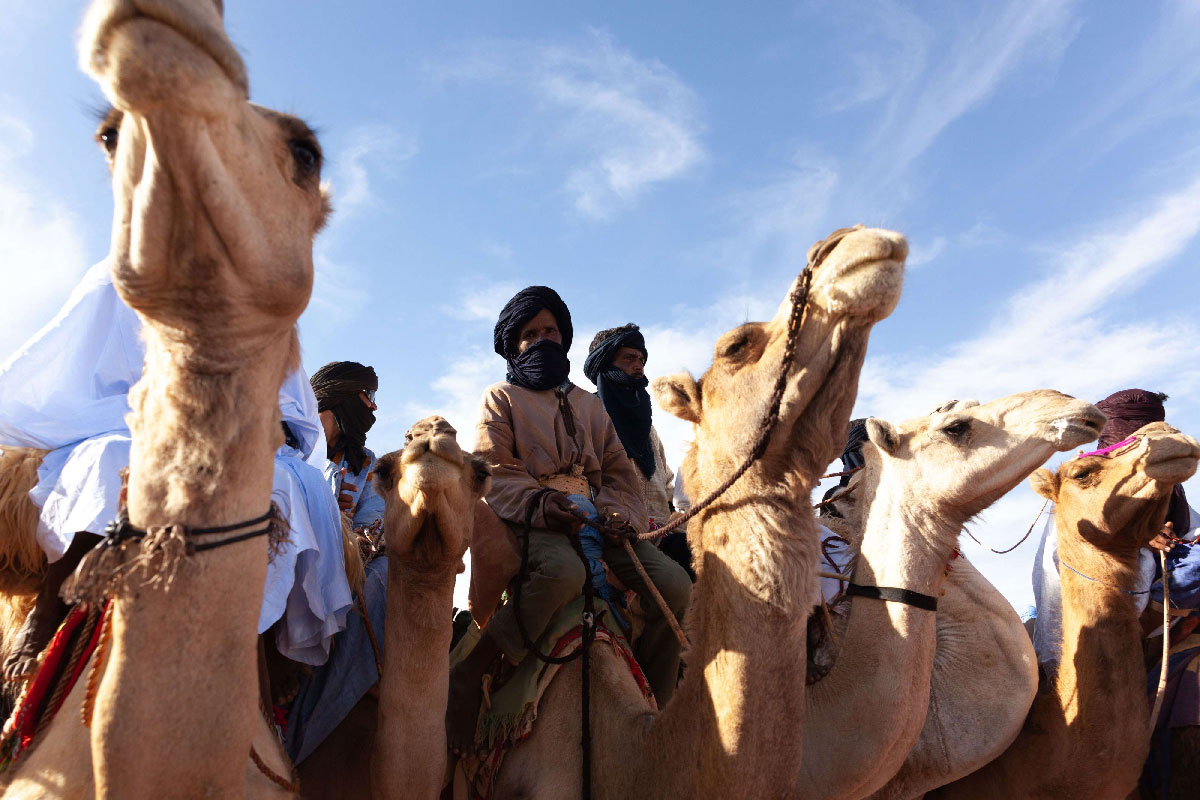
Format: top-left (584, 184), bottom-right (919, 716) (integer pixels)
top-left (461, 225), bottom-right (907, 799)
top-left (929, 421), bottom-right (1200, 800)
top-left (1, 0), bottom-right (327, 796)
top-left (296, 416), bottom-right (491, 799)
top-left (863, 554), bottom-right (1040, 800)
top-left (794, 392), bottom-right (1105, 799)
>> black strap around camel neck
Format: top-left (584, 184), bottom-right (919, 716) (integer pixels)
top-left (845, 582), bottom-right (939, 611)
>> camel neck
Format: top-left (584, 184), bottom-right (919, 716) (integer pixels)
top-left (794, 479), bottom-right (959, 797)
top-left (1050, 516), bottom-right (1148, 792)
top-left (373, 554), bottom-right (456, 797)
top-left (125, 332), bottom-right (295, 527)
top-left (93, 328), bottom-right (297, 797)
top-left (629, 494), bottom-right (815, 798)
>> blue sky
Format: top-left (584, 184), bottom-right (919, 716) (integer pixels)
top-left (3, 0), bottom-right (1200, 610)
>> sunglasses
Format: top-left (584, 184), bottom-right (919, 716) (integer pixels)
top-left (361, 388), bottom-right (377, 404)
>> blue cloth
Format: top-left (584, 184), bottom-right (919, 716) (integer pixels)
top-left (325, 447), bottom-right (386, 531)
top-left (0, 261), bottom-right (350, 663)
top-left (1151, 539), bottom-right (1200, 609)
top-left (567, 494), bottom-right (614, 606)
top-left (286, 556), bottom-right (388, 765)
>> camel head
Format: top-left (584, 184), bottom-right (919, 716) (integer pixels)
top-left (1031, 422), bottom-right (1200, 556)
top-left (859, 391), bottom-right (1106, 529)
top-left (372, 417), bottom-right (492, 578)
top-left (655, 226), bottom-right (906, 505)
top-left (79, 0), bottom-right (330, 360)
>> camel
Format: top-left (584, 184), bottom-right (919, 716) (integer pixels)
top-left (1, 0), bottom-right (328, 796)
top-left (295, 416), bottom-right (492, 799)
top-left (454, 225), bottom-right (907, 799)
top-left (927, 421), bottom-right (1200, 800)
top-left (0, 448), bottom-right (46, 664)
top-left (793, 392), bottom-right (1105, 799)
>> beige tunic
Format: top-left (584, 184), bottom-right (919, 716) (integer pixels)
top-left (476, 381), bottom-right (649, 531)
top-left (638, 426), bottom-right (675, 524)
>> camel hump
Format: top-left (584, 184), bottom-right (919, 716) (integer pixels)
top-left (0, 447), bottom-right (48, 584)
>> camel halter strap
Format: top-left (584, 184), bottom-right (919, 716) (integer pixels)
top-left (68, 505), bottom-right (287, 606)
top-left (100, 506), bottom-right (280, 554)
top-left (843, 582), bottom-right (938, 611)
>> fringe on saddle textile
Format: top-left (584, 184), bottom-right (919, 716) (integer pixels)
top-left (0, 601), bottom-right (110, 772)
top-left (455, 605), bottom-right (654, 800)
top-left (67, 506), bottom-right (289, 606)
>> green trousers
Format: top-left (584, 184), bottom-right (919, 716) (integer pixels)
top-left (486, 525), bottom-right (692, 705)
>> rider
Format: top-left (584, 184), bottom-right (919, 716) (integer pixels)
top-left (310, 361), bottom-right (386, 537)
top-left (446, 286), bottom-right (691, 752)
top-left (583, 323), bottom-right (693, 580)
top-left (0, 261), bottom-right (351, 685)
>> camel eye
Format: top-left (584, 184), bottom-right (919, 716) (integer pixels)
top-left (96, 127), bottom-right (118, 156)
top-left (289, 138), bottom-right (321, 177)
top-left (940, 420), bottom-right (970, 439)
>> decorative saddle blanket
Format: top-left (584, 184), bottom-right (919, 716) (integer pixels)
top-left (451, 597), bottom-right (655, 800)
top-left (0, 601), bottom-right (110, 771)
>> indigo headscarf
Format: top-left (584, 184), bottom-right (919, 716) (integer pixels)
top-left (493, 286), bottom-right (573, 391)
top-left (311, 361), bottom-right (378, 474)
top-left (838, 418), bottom-right (871, 487)
top-left (1095, 388), bottom-right (1190, 536)
top-left (585, 324), bottom-right (655, 478)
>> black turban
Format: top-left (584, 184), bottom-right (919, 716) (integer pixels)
top-left (311, 361), bottom-right (378, 474)
top-left (493, 286), bottom-right (573, 391)
top-left (493, 286), bottom-right (573, 358)
top-left (583, 324), bottom-right (647, 385)
top-left (1095, 388), bottom-right (1189, 536)
top-left (585, 324), bottom-right (654, 478)
top-left (838, 418), bottom-right (870, 487)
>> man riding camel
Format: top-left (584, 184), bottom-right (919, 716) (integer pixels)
top-left (311, 361), bottom-right (386, 536)
top-left (584, 323), bottom-right (693, 580)
top-left (446, 286), bottom-right (691, 754)
top-left (0, 262), bottom-right (352, 690)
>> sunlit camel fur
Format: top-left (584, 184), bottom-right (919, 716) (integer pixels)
top-left (930, 422), bottom-right (1200, 800)
top-left (297, 417), bottom-right (491, 800)
top-left (465, 225), bottom-right (906, 800)
top-left (1, 0), bottom-right (329, 796)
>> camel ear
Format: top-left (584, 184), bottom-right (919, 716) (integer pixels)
top-left (653, 373), bottom-right (701, 424)
top-left (373, 451), bottom-right (399, 493)
top-left (865, 418), bottom-right (900, 456)
top-left (1029, 468), bottom-right (1058, 501)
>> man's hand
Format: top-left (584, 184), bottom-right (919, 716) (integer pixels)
top-left (596, 509), bottom-right (638, 546)
top-left (543, 492), bottom-right (588, 535)
top-left (1149, 521), bottom-right (1181, 553)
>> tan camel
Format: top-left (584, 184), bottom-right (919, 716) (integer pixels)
top-left (794, 392), bottom-right (1105, 799)
top-left (0, 448), bottom-right (46, 663)
top-left (456, 225), bottom-right (907, 799)
top-left (296, 417), bottom-right (491, 799)
top-left (1, 0), bottom-right (327, 796)
top-left (927, 422), bottom-right (1200, 800)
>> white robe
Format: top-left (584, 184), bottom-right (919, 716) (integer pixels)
top-left (0, 262), bottom-right (350, 664)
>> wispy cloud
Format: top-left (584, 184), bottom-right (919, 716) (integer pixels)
top-left (441, 279), bottom-right (521, 323)
top-left (1061, 0), bottom-right (1200, 159)
top-left (0, 113), bottom-right (89, 360)
top-left (820, 0), bottom-right (934, 112)
top-left (434, 29), bottom-right (706, 219)
top-left (859, 172), bottom-right (1200, 419)
top-left (304, 123), bottom-right (418, 320)
top-left (869, 0), bottom-right (1079, 176)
